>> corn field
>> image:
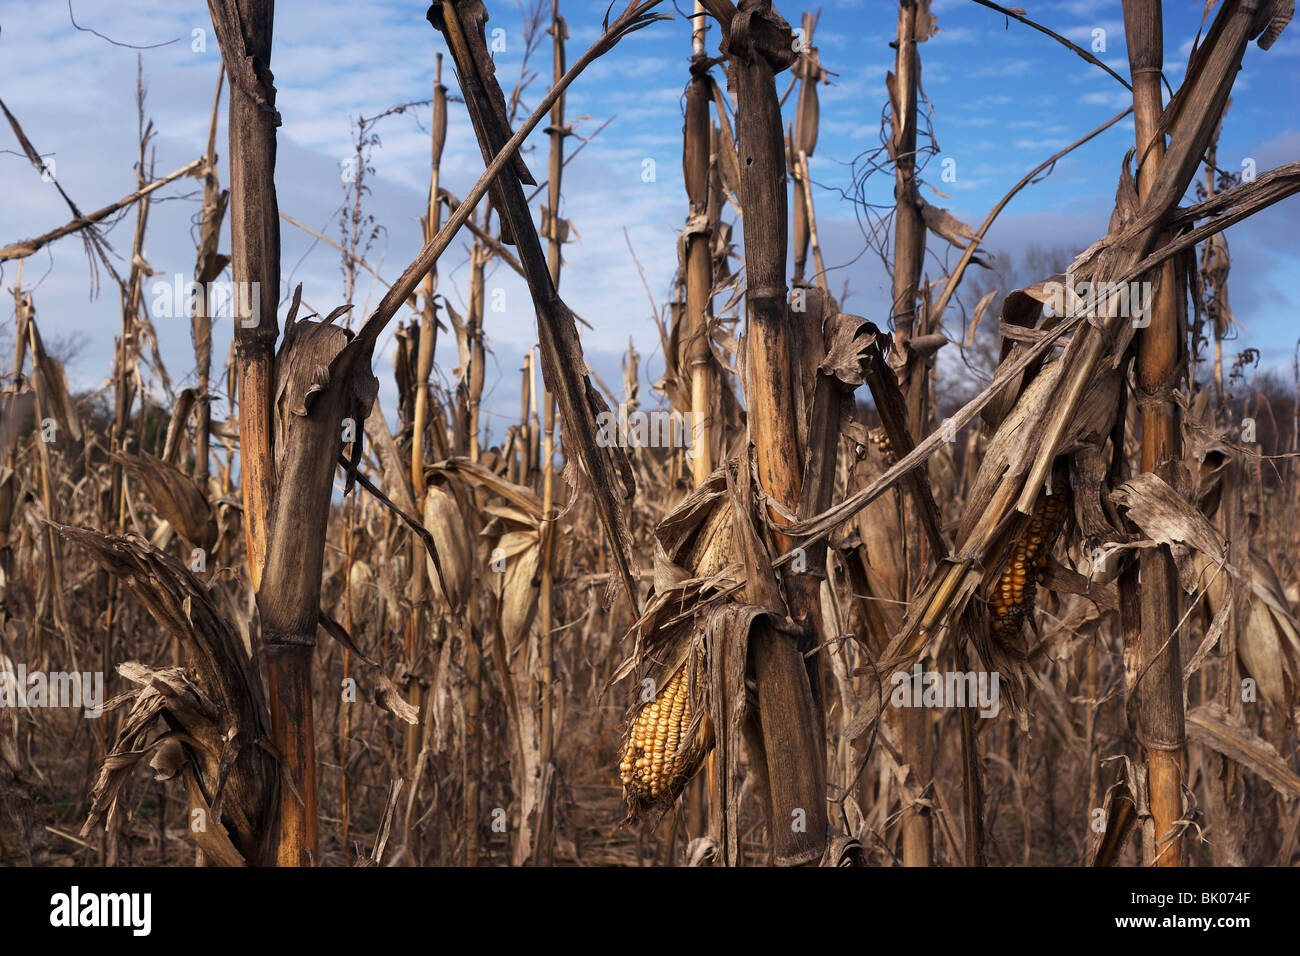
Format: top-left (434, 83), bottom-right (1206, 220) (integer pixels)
top-left (2, 0), bottom-right (1300, 875)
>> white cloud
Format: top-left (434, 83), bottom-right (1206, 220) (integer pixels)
top-left (930, 26), bottom-right (975, 44)
top-left (1060, 19), bottom-right (1126, 49)
top-left (973, 58), bottom-right (1036, 77)
top-left (1080, 89), bottom-right (1133, 110)
top-left (1014, 137), bottom-right (1070, 151)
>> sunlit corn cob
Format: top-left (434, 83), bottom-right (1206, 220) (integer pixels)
top-left (619, 665), bottom-right (692, 803)
top-left (989, 490), bottom-right (1070, 645)
top-left (867, 426), bottom-right (896, 464)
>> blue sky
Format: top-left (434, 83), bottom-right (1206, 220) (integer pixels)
top-left (1, 0), bottom-right (1297, 444)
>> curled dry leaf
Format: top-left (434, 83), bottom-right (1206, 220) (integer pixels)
top-left (84, 662), bottom-right (249, 867)
top-left (114, 450), bottom-right (219, 553)
top-left (1111, 471), bottom-right (1227, 591)
top-left (919, 197), bottom-right (990, 268)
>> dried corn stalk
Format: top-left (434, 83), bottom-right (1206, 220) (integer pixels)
top-left (51, 523), bottom-right (277, 865)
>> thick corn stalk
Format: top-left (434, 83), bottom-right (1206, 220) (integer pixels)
top-left (886, 0), bottom-right (939, 869)
top-left (1123, 0), bottom-right (1186, 867)
top-left (700, 0), bottom-right (828, 865)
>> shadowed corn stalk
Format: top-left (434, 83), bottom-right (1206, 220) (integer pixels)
top-left (205, 0), bottom-right (317, 865)
top-left (205, 0), bottom-right (280, 594)
top-left (192, 71), bottom-right (228, 490)
top-left (677, 0), bottom-right (720, 839)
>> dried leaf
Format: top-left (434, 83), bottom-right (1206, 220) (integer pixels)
top-left (115, 451), bottom-right (218, 553)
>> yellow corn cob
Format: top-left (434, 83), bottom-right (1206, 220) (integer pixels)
top-left (989, 489), bottom-right (1070, 646)
top-left (867, 426), bottom-right (896, 464)
top-left (619, 665), bottom-right (693, 803)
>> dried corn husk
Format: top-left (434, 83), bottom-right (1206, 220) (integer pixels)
top-left (496, 527), bottom-right (540, 652)
top-left (422, 478), bottom-right (473, 611)
top-left (1194, 550), bottom-right (1300, 710)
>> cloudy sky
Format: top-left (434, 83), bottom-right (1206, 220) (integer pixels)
top-left (1, 0), bottom-right (1297, 445)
